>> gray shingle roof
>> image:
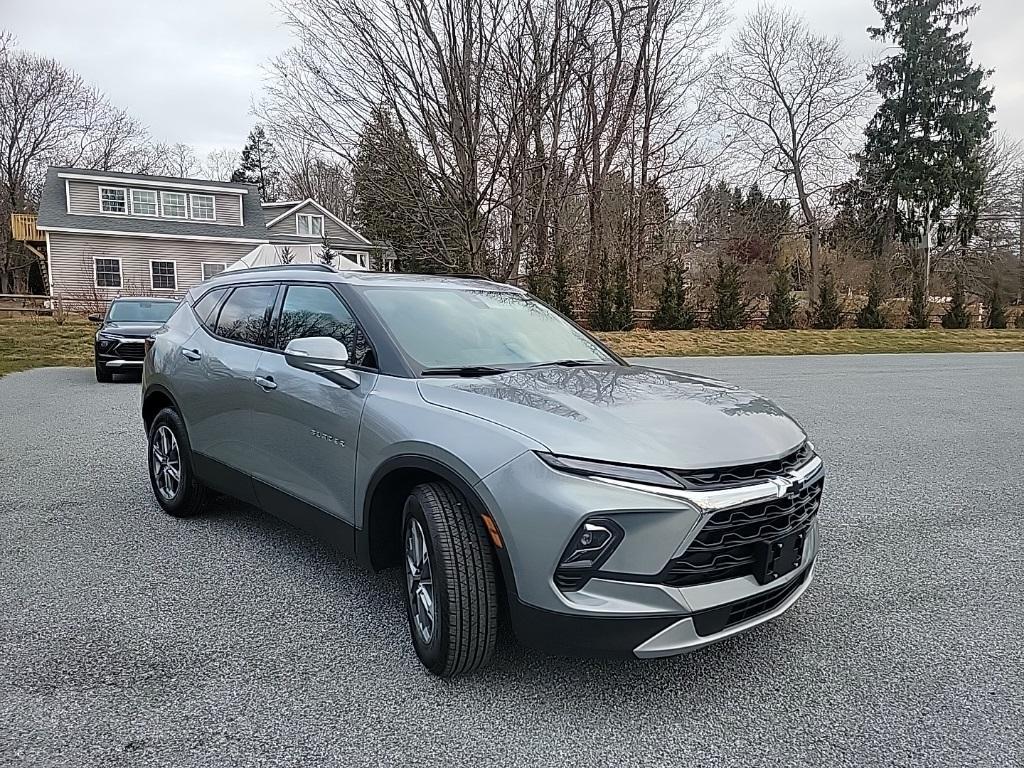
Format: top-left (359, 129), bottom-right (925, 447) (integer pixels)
top-left (36, 167), bottom-right (270, 241)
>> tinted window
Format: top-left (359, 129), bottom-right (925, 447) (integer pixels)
top-left (275, 284), bottom-right (374, 367)
top-left (214, 285), bottom-right (278, 345)
top-left (106, 299), bottom-right (177, 323)
top-left (192, 288), bottom-right (227, 328)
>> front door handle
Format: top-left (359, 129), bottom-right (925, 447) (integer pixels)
top-left (254, 375), bottom-right (278, 391)
top-left (180, 348), bottom-right (202, 361)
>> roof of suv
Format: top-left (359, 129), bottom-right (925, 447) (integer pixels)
top-left (199, 266), bottom-right (522, 294)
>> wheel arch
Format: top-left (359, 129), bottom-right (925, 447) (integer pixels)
top-left (142, 384), bottom-right (182, 433)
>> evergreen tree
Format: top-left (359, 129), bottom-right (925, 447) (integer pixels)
top-left (231, 125), bottom-right (281, 202)
top-left (590, 252), bottom-right (615, 331)
top-left (550, 246), bottom-right (573, 317)
top-left (857, 259), bottom-right (889, 328)
top-left (610, 254), bottom-right (633, 330)
top-left (811, 266), bottom-right (843, 329)
top-left (906, 271), bottom-right (929, 328)
top-left (277, 246), bottom-right (294, 265)
top-left (985, 279), bottom-right (1007, 329)
top-left (708, 256), bottom-right (748, 330)
top-left (765, 264), bottom-right (796, 330)
top-left (941, 272), bottom-right (971, 328)
top-left (856, 1), bottom-right (994, 266)
top-left (652, 263), bottom-right (696, 330)
top-left (319, 234), bottom-right (335, 267)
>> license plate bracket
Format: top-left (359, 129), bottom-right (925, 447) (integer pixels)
top-left (756, 529), bottom-right (806, 585)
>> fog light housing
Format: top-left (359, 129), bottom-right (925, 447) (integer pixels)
top-left (554, 517), bottom-right (624, 591)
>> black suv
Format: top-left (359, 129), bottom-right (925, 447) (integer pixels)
top-left (91, 297), bottom-right (178, 382)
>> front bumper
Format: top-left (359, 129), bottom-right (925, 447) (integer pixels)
top-left (478, 450), bottom-right (824, 657)
top-left (96, 337), bottom-right (147, 368)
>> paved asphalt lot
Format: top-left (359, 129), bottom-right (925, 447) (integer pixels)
top-left (1, 353), bottom-right (1021, 767)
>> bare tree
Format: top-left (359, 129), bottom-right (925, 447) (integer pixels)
top-left (146, 142), bottom-right (203, 178)
top-left (715, 3), bottom-right (869, 299)
top-left (204, 148), bottom-right (240, 181)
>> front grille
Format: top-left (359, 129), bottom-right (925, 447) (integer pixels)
top-left (691, 568), bottom-right (809, 637)
top-left (668, 442), bottom-right (813, 490)
top-left (113, 341), bottom-right (145, 360)
top-left (663, 477), bottom-right (823, 587)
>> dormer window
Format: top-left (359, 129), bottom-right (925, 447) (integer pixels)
top-left (297, 213), bottom-right (324, 237)
top-left (131, 189), bottom-right (158, 216)
top-left (190, 194), bottom-right (215, 220)
top-left (99, 187), bottom-right (127, 214)
top-left (161, 191), bottom-right (188, 218)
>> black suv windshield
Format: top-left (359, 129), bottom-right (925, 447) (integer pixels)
top-left (107, 300), bottom-right (177, 323)
top-left (358, 286), bottom-right (616, 371)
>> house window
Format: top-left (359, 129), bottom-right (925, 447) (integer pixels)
top-left (297, 213), bottom-right (324, 237)
top-left (131, 189), bottom-right (158, 216)
top-left (191, 194), bottom-right (215, 220)
top-left (150, 260), bottom-right (177, 290)
top-left (160, 191), bottom-right (188, 218)
top-left (202, 262), bottom-right (226, 281)
top-left (94, 257), bottom-right (122, 288)
top-left (99, 187), bottom-right (127, 214)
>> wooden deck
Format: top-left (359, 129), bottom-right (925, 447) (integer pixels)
top-left (11, 214), bottom-right (43, 242)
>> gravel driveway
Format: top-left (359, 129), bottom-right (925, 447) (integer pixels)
top-left (1, 354), bottom-right (1021, 767)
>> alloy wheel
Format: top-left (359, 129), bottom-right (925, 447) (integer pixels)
top-left (151, 425), bottom-right (182, 501)
top-left (405, 518), bottom-right (436, 645)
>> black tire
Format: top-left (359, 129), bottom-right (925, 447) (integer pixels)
top-left (147, 407), bottom-right (210, 518)
top-left (402, 482), bottom-right (499, 677)
top-left (95, 359), bottom-right (113, 383)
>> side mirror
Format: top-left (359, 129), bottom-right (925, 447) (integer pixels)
top-left (283, 336), bottom-right (358, 389)
top-left (88, 313), bottom-right (103, 323)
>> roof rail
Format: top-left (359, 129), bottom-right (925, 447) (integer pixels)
top-left (231, 264), bottom-right (336, 275)
top-left (431, 273), bottom-right (494, 281)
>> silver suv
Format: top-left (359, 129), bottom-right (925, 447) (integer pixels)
top-left (142, 265), bottom-right (824, 677)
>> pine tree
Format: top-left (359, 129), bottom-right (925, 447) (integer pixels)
top-left (550, 246), bottom-right (573, 317)
top-left (941, 272), bottom-right (971, 328)
top-left (277, 246), bottom-right (294, 265)
top-left (856, 1), bottom-right (993, 267)
top-left (319, 234), bottom-right (335, 267)
top-left (857, 259), bottom-right (889, 328)
top-left (765, 264), bottom-right (796, 330)
top-left (590, 252), bottom-right (615, 331)
top-left (708, 256), bottom-right (748, 330)
top-left (610, 254), bottom-right (633, 330)
top-left (906, 269), bottom-right (929, 328)
top-left (985, 279), bottom-right (1007, 329)
top-left (652, 263), bottom-right (696, 330)
top-left (811, 266), bottom-right (843, 329)
top-left (231, 125), bottom-right (281, 202)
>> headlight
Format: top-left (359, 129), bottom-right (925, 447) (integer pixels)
top-left (554, 517), bottom-right (624, 591)
top-left (537, 452), bottom-right (683, 489)
top-left (97, 331), bottom-right (123, 342)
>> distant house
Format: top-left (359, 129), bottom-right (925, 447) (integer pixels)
top-left (29, 167), bottom-right (377, 307)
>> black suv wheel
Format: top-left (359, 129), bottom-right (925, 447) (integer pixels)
top-left (147, 407), bottom-right (210, 517)
top-left (402, 482), bottom-right (499, 677)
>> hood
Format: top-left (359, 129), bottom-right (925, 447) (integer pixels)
top-left (100, 321), bottom-right (165, 337)
top-left (417, 365), bottom-right (805, 469)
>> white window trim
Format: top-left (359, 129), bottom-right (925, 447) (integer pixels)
top-left (201, 262), bottom-right (227, 281)
top-left (160, 191), bottom-right (189, 219)
top-left (130, 188), bottom-right (159, 217)
top-left (190, 193), bottom-right (217, 221)
top-left (97, 186), bottom-right (128, 215)
top-left (93, 256), bottom-right (123, 289)
top-left (296, 213), bottom-right (325, 238)
top-left (149, 259), bottom-right (178, 291)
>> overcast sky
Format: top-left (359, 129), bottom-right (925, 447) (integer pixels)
top-left (4, 0), bottom-right (1022, 157)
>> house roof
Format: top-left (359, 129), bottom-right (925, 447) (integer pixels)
top-left (264, 198), bottom-right (373, 245)
top-left (36, 167), bottom-right (270, 242)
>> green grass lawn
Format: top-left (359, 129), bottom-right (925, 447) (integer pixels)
top-left (1, 317), bottom-right (1023, 378)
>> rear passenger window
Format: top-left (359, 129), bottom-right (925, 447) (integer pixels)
top-left (275, 284), bottom-right (375, 367)
top-left (215, 285), bottom-right (278, 345)
top-left (192, 288), bottom-right (227, 328)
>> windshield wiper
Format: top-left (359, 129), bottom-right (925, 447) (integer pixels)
top-left (421, 366), bottom-right (510, 377)
top-left (526, 359), bottom-right (606, 369)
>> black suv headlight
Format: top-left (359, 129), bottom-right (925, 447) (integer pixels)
top-left (553, 517), bottom-right (624, 591)
top-left (96, 331), bottom-right (122, 350)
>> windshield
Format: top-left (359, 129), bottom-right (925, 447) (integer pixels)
top-left (358, 286), bottom-right (617, 371)
top-left (106, 300), bottom-right (177, 323)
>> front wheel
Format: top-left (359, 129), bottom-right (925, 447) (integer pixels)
top-left (402, 482), bottom-right (499, 677)
top-left (95, 359), bottom-right (113, 383)
top-left (147, 407), bottom-right (210, 517)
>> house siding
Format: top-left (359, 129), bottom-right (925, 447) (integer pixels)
top-left (66, 179), bottom-right (243, 226)
top-left (48, 232), bottom-right (256, 306)
top-left (266, 202), bottom-right (363, 244)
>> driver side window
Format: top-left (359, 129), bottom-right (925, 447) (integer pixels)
top-left (274, 284), bottom-right (375, 368)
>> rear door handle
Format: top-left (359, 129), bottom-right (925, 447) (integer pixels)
top-left (180, 348), bottom-right (202, 361)
top-left (255, 375), bottom-right (278, 391)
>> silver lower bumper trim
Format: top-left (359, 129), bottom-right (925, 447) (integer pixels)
top-left (103, 359), bottom-right (143, 368)
top-left (632, 562), bottom-right (816, 658)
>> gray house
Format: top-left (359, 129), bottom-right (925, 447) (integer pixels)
top-left (34, 167), bottom-right (377, 307)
